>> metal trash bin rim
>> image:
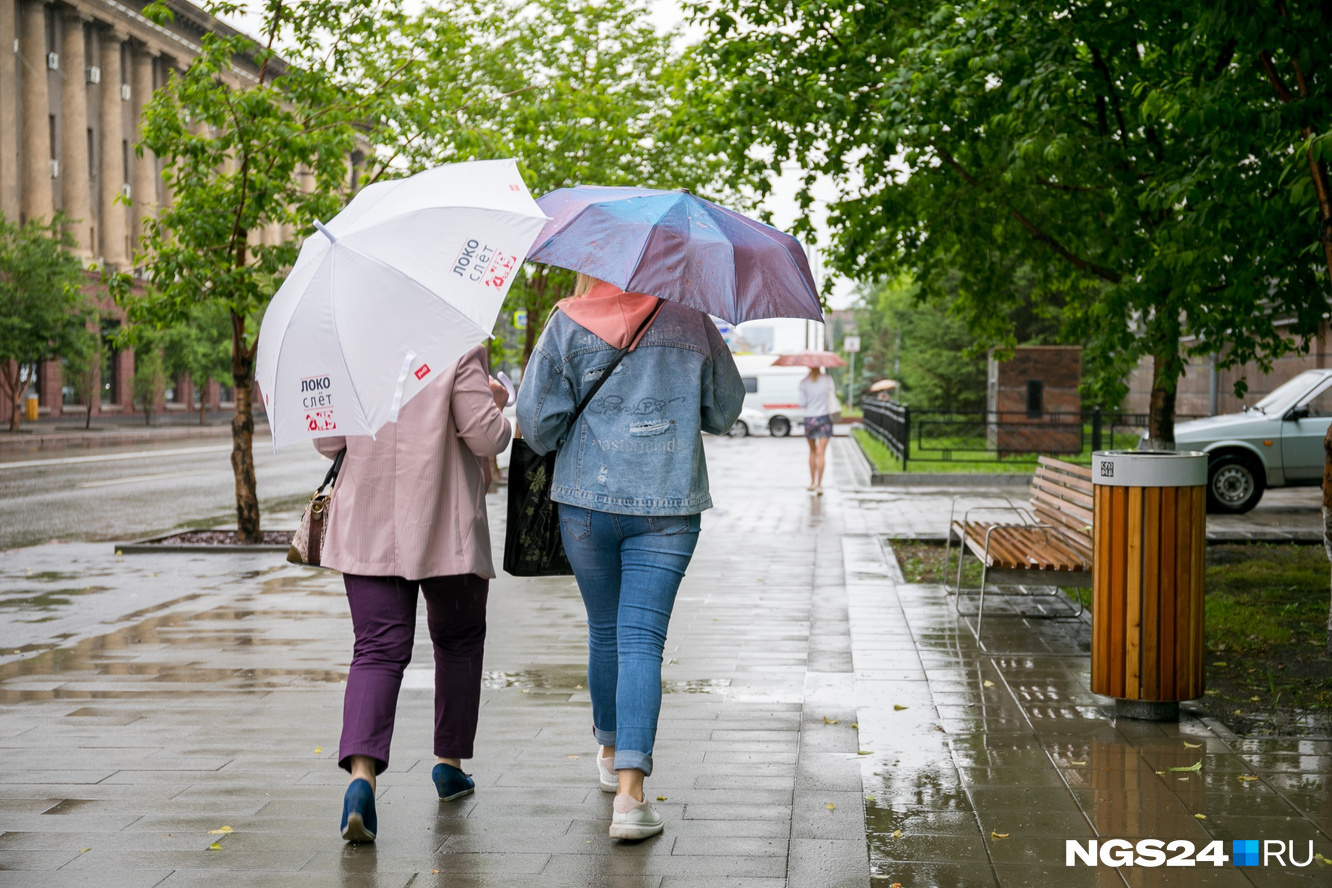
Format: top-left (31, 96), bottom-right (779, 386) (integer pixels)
top-left (1092, 450), bottom-right (1207, 488)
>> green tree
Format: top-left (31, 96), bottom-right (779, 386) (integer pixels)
top-left (110, 0), bottom-right (408, 541)
top-left (855, 276), bottom-right (987, 411)
top-left (689, 0), bottom-right (1328, 447)
top-left (61, 320), bottom-right (104, 430)
top-left (0, 215), bottom-right (90, 431)
top-left (386, 0), bottom-right (745, 365)
top-left (132, 339), bottom-right (167, 427)
top-left (159, 306), bottom-right (233, 425)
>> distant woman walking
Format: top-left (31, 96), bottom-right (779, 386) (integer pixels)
top-left (315, 345), bottom-right (510, 843)
top-left (517, 275), bottom-right (745, 840)
top-left (799, 366), bottom-right (837, 493)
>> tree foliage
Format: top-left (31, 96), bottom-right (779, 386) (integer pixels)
top-left (689, 0), bottom-right (1331, 444)
top-left (0, 214), bottom-right (91, 431)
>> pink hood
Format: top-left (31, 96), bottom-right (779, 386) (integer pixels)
top-left (557, 280), bottom-right (660, 351)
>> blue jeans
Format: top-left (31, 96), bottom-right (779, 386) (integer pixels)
top-left (558, 504), bottom-right (701, 776)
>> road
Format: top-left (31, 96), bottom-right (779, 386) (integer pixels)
top-left (0, 437), bottom-right (329, 550)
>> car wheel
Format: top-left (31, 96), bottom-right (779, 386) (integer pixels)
top-left (1206, 454), bottom-right (1265, 514)
top-left (769, 416), bottom-right (792, 437)
top-left (727, 420), bottom-right (749, 438)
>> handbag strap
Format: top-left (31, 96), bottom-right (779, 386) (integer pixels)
top-left (317, 447), bottom-right (346, 494)
top-left (557, 299), bottom-right (664, 448)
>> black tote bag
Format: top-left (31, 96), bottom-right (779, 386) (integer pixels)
top-left (503, 302), bottom-right (661, 577)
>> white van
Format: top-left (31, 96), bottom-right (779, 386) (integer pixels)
top-left (729, 354), bottom-right (810, 437)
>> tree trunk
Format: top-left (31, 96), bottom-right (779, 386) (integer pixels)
top-left (2, 362), bottom-right (22, 432)
top-left (84, 398), bottom-right (92, 430)
top-left (1144, 339), bottom-right (1183, 450)
top-left (199, 389), bottom-right (206, 426)
top-left (230, 311), bottom-right (261, 543)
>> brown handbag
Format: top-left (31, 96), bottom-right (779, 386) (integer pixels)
top-left (287, 447), bottom-right (346, 567)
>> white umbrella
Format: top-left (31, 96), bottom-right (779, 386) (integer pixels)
top-left (255, 159), bottom-right (548, 449)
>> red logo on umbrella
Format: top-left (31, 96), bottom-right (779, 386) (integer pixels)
top-left (414, 363), bottom-right (431, 380)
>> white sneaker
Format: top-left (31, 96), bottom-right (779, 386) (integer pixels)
top-left (597, 746), bottom-right (617, 793)
top-left (609, 793), bottom-right (664, 840)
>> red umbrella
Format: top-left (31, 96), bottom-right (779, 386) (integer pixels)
top-left (772, 351), bottom-right (847, 368)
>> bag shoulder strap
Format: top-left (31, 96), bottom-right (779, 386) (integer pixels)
top-left (558, 299), bottom-right (664, 448)
top-left (318, 447), bottom-right (346, 494)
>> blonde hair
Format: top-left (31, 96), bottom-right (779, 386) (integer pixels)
top-left (573, 273), bottom-right (599, 298)
top-left (808, 366), bottom-right (822, 379)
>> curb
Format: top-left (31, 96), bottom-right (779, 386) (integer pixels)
top-left (114, 530), bottom-right (291, 555)
top-left (1, 423), bottom-right (271, 455)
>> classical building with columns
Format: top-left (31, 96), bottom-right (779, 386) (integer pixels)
top-left (0, 0), bottom-right (269, 421)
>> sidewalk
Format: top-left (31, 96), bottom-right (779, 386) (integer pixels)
top-left (0, 417), bottom-right (265, 456)
top-left (0, 436), bottom-right (1328, 886)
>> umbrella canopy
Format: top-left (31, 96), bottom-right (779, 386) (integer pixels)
top-left (255, 158), bottom-right (548, 449)
top-left (772, 351), bottom-right (848, 368)
top-left (868, 378), bottom-right (900, 393)
top-left (526, 185), bottom-right (823, 325)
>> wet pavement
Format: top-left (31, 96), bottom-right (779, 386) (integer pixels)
top-left (0, 436), bottom-right (1328, 886)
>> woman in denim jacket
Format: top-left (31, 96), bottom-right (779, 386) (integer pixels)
top-left (517, 275), bottom-right (745, 839)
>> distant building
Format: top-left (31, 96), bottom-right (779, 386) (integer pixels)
top-left (0, 1), bottom-right (355, 422)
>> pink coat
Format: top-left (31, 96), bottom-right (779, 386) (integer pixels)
top-left (314, 345), bottom-right (511, 581)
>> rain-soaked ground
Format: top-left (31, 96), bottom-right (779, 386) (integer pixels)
top-left (0, 435), bottom-right (1329, 886)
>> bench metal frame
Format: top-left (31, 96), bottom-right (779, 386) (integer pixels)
top-left (944, 497), bottom-right (1088, 642)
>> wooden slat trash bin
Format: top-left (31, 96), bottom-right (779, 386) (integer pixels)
top-left (1090, 450), bottom-right (1208, 721)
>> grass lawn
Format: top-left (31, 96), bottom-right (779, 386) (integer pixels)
top-left (890, 540), bottom-right (1332, 737)
top-left (852, 423), bottom-right (1144, 475)
top-left (852, 428), bottom-right (1037, 474)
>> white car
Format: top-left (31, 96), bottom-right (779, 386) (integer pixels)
top-left (1153, 369), bottom-right (1332, 513)
top-left (726, 407), bottom-right (772, 437)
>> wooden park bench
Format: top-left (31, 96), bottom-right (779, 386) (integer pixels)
top-left (945, 457), bottom-right (1094, 637)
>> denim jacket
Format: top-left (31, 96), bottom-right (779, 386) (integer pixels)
top-left (516, 301), bottom-right (745, 516)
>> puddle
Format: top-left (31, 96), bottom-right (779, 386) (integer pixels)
top-left (481, 666), bottom-right (588, 690)
top-left (663, 678), bottom-right (732, 694)
top-left (0, 587), bottom-right (111, 611)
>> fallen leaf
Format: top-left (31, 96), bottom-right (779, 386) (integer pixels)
top-left (208, 826), bottom-right (233, 834)
top-left (826, 803), bottom-right (836, 810)
top-left (1212, 661), bottom-right (1227, 666)
top-left (431, 868), bottom-right (440, 874)
top-left (1194, 813), bottom-right (1207, 820)
top-left (1314, 852), bottom-right (1330, 865)
top-left (893, 829), bottom-right (903, 838)
top-left (991, 831), bottom-right (1010, 839)
top-left (79, 848), bottom-right (90, 853)
top-left (656, 796), bottom-right (667, 801)
top-left (1177, 777), bottom-right (1190, 782)
top-left (893, 704), bottom-right (909, 711)
top-left (1238, 775), bottom-right (1260, 782)
top-left (851, 723), bottom-right (859, 728)
top-left (114, 550), bottom-right (123, 556)
top-left (1155, 770), bottom-right (1166, 775)
top-left (983, 680), bottom-right (995, 688)
top-left (209, 843), bottom-right (222, 850)
top-left (823, 716), bottom-right (838, 725)
top-left (892, 883), bottom-right (903, 888)
top-left (1168, 761), bottom-right (1203, 773)
top-left (865, 795), bottom-right (876, 802)
top-left (313, 746), bottom-right (322, 754)
top-left (1070, 760), bottom-right (1087, 766)
top-left (575, 684), bottom-right (583, 689)
top-left (858, 750), bottom-right (872, 755)
top-left (1250, 696), bottom-right (1262, 702)
top-left (1182, 741), bottom-right (1202, 749)
top-left (566, 755), bottom-right (580, 760)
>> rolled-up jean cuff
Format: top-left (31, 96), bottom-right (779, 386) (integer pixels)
top-left (614, 750), bottom-right (652, 776)
top-left (593, 726), bottom-right (616, 747)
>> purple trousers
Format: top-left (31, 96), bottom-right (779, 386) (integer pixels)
top-left (339, 573), bottom-right (488, 774)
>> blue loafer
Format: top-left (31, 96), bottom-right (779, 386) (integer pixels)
top-left (432, 762), bottom-right (475, 801)
top-left (340, 778), bottom-right (377, 842)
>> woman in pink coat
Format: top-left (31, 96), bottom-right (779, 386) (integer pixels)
top-left (314, 344), bottom-right (510, 842)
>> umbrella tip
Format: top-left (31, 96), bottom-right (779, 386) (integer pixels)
top-left (313, 220), bottom-right (337, 244)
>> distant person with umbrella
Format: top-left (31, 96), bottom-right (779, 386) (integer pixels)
top-left (519, 185), bottom-right (821, 840)
top-left (774, 351), bottom-right (847, 494)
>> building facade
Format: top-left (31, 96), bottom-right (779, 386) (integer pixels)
top-left (0, 0), bottom-right (271, 421)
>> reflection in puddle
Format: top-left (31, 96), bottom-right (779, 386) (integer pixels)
top-left (0, 587), bottom-right (111, 612)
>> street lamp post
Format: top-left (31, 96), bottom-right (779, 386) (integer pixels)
top-left (843, 334), bottom-right (860, 408)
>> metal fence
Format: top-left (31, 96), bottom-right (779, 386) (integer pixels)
top-left (859, 397), bottom-right (1191, 471)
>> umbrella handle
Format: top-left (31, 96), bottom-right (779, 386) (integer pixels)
top-left (313, 220), bottom-right (338, 243)
top-left (497, 371), bottom-right (516, 407)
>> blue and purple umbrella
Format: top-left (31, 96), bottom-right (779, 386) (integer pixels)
top-left (525, 185), bottom-right (824, 324)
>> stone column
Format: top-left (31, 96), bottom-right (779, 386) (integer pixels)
top-left (129, 43), bottom-right (157, 248)
top-left (98, 28), bottom-right (127, 267)
top-left (19, 0), bottom-right (54, 223)
top-left (59, 11), bottom-right (92, 259)
top-left (0, 0), bottom-right (20, 220)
